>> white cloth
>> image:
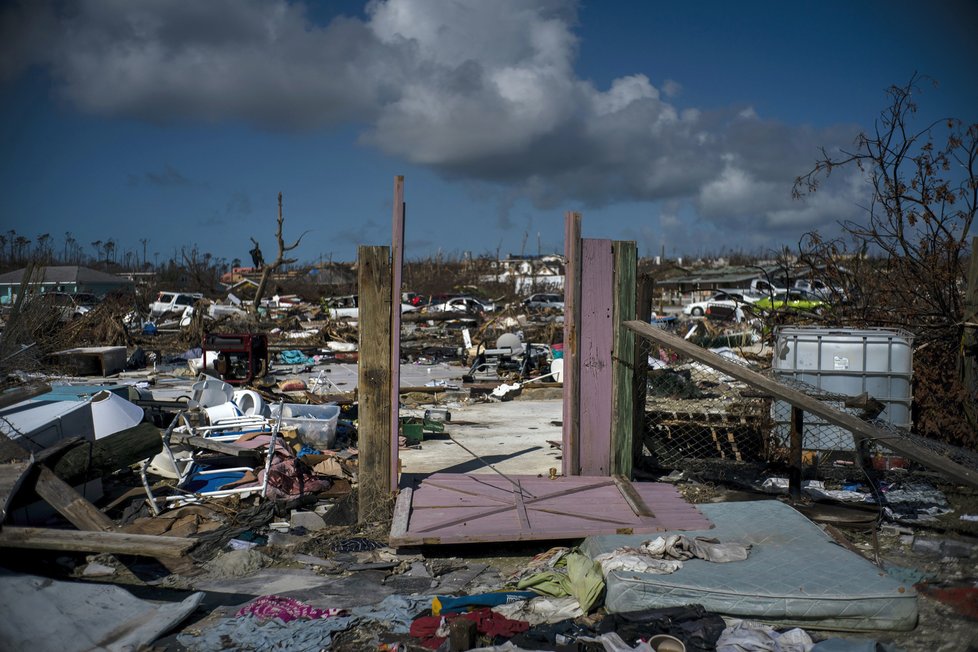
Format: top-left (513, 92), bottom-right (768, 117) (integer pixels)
top-left (717, 619), bottom-right (814, 652)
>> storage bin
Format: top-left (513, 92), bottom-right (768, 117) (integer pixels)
top-left (270, 403), bottom-right (340, 450)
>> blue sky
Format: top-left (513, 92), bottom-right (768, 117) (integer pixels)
top-left (1, 0), bottom-right (975, 266)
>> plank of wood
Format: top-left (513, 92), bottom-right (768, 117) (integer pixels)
top-left (391, 176), bottom-right (405, 490)
top-left (389, 487), bottom-right (412, 543)
top-left (358, 245), bottom-right (393, 523)
top-left (632, 273), bottom-right (655, 464)
top-left (562, 211), bottom-right (582, 476)
top-left (625, 320), bottom-right (978, 489)
top-left (579, 239), bottom-right (614, 476)
top-left (611, 240), bottom-right (637, 477)
top-left (613, 474), bottom-right (656, 519)
top-left (34, 466), bottom-right (115, 532)
top-left (0, 460), bottom-right (33, 523)
top-left (169, 433), bottom-right (260, 457)
top-left (0, 527), bottom-right (196, 557)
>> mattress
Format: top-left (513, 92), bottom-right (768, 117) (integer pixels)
top-left (581, 500), bottom-right (917, 631)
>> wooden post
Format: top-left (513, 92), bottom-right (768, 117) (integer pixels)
top-left (632, 273), bottom-right (655, 463)
top-left (390, 176), bottom-right (405, 490)
top-left (562, 212), bottom-right (582, 476)
top-left (579, 239), bottom-right (614, 476)
top-left (789, 406), bottom-right (804, 501)
top-left (610, 241), bottom-right (637, 477)
top-left (358, 245), bottom-right (393, 524)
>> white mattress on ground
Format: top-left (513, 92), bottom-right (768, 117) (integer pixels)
top-left (581, 500), bottom-right (918, 631)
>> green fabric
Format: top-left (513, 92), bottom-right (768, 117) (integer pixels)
top-left (516, 552), bottom-right (604, 612)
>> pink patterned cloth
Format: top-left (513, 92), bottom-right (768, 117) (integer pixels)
top-left (237, 595), bottom-right (345, 622)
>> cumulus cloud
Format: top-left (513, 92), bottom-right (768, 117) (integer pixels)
top-left (0, 0), bottom-right (858, 237)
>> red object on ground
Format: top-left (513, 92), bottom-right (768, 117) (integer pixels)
top-left (410, 607), bottom-right (530, 649)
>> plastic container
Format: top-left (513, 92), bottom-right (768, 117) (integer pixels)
top-left (270, 403), bottom-right (340, 450)
top-left (772, 327), bottom-right (913, 450)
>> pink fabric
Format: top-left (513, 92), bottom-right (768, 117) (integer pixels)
top-left (237, 595), bottom-right (344, 622)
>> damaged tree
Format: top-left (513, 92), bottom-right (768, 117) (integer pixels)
top-left (794, 74), bottom-right (978, 446)
top-left (251, 193), bottom-right (307, 311)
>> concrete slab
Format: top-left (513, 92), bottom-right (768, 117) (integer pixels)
top-left (398, 398), bottom-right (562, 477)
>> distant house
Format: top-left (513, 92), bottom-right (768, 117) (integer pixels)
top-left (483, 254), bottom-right (565, 293)
top-left (0, 265), bottom-right (134, 303)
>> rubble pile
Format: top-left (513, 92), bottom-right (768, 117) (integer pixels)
top-left (0, 284), bottom-right (975, 652)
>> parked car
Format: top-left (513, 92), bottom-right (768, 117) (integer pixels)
top-left (522, 293), bottom-right (564, 310)
top-left (148, 291), bottom-right (203, 318)
top-left (428, 296), bottom-right (496, 314)
top-left (751, 289), bottom-right (824, 312)
top-left (683, 291), bottom-right (749, 317)
top-left (36, 291), bottom-right (99, 322)
top-left (325, 294), bottom-right (416, 319)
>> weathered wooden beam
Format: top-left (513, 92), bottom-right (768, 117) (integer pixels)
top-left (579, 239), bottom-right (614, 476)
top-left (610, 241), bottom-right (637, 477)
top-left (562, 212), bottom-right (582, 476)
top-left (632, 273), bottom-right (656, 464)
top-left (625, 320), bottom-right (978, 489)
top-left (34, 466), bottom-right (116, 532)
top-left (358, 245), bottom-right (393, 523)
top-left (391, 176), bottom-right (405, 490)
top-left (0, 527), bottom-right (195, 557)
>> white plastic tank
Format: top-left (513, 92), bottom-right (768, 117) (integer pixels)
top-left (772, 327), bottom-right (913, 450)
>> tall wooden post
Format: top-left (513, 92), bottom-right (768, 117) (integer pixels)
top-left (390, 177), bottom-right (405, 489)
top-left (562, 213), bottom-right (582, 476)
top-left (632, 273), bottom-right (655, 464)
top-left (610, 241), bottom-right (637, 477)
top-left (358, 245), bottom-right (393, 523)
top-left (579, 239), bottom-right (614, 476)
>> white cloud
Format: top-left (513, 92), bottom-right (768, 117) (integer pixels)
top-left (0, 0), bottom-right (860, 240)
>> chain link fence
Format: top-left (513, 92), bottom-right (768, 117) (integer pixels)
top-left (634, 327), bottom-right (978, 484)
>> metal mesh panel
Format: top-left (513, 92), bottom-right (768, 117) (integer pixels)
top-left (637, 334), bottom-right (771, 469)
top-left (634, 327), bottom-right (978, 483)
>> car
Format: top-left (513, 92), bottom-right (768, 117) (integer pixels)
top-left (35, 292), bottom-right (98, 322)
top-left (751, 289), bottom-right (824, 312)
top-left (522, 293), bottom-right (564, 310)
top-left (682, 291), bottom-right (749, 317)
top-left (148, 291), bottom-right (203, 318)
top-left (427, 296), bottom-right (496, 314)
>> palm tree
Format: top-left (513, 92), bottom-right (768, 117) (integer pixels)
top-left (91, 240), bottom-right (103, 263)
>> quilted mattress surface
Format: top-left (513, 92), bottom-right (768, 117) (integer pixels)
top-left (581, 500), bottom-right (917, 631)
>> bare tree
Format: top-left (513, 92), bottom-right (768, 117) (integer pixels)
top-left (794, 74), bottom-right (978, 445)
top-left (252, 192), bottom-right (307, 310)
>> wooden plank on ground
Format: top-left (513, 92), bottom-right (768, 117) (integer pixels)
top-left (579, 239), bottom-right (614, 476)
top-left (562, 211), bottom-right (582, 476)
top-left (0, 527), bottom-right (196, 557)
top-left (625, 320), bottom-right (978, 489)
top-left (358, 245), bottom-right (393, 523)
top-left (34, 466), bottom-right (115, 532)
top-left (611, 240), bottom-right (637, 477)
